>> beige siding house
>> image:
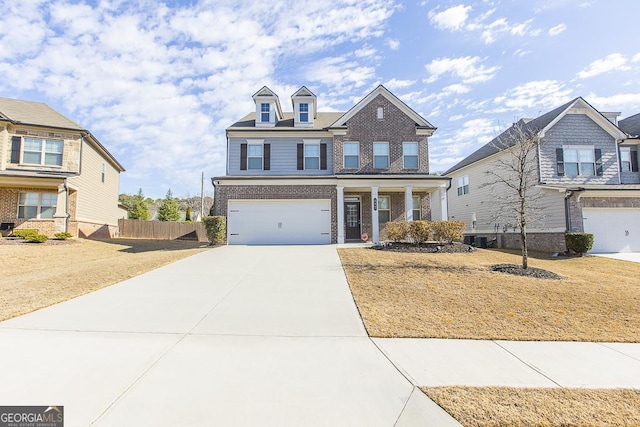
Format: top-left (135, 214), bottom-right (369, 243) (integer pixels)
top-left (446, 97), bottom-right (639, 253)
top-left (0, 97), bottom-right (125, 238)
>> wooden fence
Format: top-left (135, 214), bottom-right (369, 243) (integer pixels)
top-left (118, 219), bottom-right (208, 242)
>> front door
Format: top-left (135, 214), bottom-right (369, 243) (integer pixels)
top-left (345, 201), bottom-right (361, 240)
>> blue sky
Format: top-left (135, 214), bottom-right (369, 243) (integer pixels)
top-left (1, 0), bottom-right (639, 198)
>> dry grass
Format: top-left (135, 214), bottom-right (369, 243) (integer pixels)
top-left (338, 248), bottom-right (640, 341)
top-left (422, 387), bottom-right (640, 427)
top-left (0, 238), bottom-right (210, 321)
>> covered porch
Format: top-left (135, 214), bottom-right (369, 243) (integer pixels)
top-left (336, 176), bottom-right (451, 244)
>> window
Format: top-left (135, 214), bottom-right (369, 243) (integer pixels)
top-left (299, 103), bottom-right (309, 122)
top-left (260, 103), bottom-right (270, 122)
top-left (621, 147), bottom-right (632, 171)
top-left (343, 142), bottom-right (359, 169)
top-left (373, 142), bottom-right (389, 169)
top-left (101, 163), bottom-right (106, 183)
top-left (412, 195), bottom-right (421, 220)
top-left (457, 176), bottom-right (469, 196)
top-left (564, 147), bottom-right (595, 176)
top-left (304, 143), bottom-right (320, 169)
top-left (22, 138), bottom-right (63, 166)
top-left (403, 142), bottom-right (418, 169)
top-left (247, 144), bottom-right (263, 170)
top-left (378, 196), bottom-right (390, 224)
top-left (377, 107), bottom-right (384, 119)
top-left (18, 192), bottom-right (57, 219)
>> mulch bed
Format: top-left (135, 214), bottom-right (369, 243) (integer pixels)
top-left (0, 237), bottom-right (77, 245)
top-left (370, 241), bottom-right (476, 253)
top-left (491, 263), bottom-right (563, 280)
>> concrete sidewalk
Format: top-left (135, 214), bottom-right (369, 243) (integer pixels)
top-left (0, 245), bottom-right (458, 426)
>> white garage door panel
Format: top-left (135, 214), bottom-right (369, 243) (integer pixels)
top-left (228, 200), bottom-right (331, 245)
top-left (582, 208), bottom-right (640, 253)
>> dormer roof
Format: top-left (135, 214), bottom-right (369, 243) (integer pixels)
top-left (252, 86), bottom-right (284, 120)
top-left (291, 86), bottom-right (317, 119)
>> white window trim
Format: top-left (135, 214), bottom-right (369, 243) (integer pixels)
top-left (21, 137), bottom-right (64, 167)
top-left (343, 141), bottom-right (360, 169)
top-left (17, 192), bottom-right (57, 219)
top-left (247, 139), bottom-right (264, 170)
top-left (457, 175), bottom-right (469, 196)
top-left (411, 195), bottom-right (421, 220)
top-left (562, 145), bottom-right (596, 177)
top-left (373, 141), bottom-right (389, 169)
top-left (299, 102), bottom-right (309, 123)
top-left (378, 195), bottom-right (391, 223)
top-left (377, 107), bottom-right (384, 120)
top-left (303, 139), bottom-right (321, 170)
top-left (402, 142), bottom-right (419, 169)
top-left (260, 103), bottom-right (270, 123)
top-left (620, 146), bottom-right (632, 172)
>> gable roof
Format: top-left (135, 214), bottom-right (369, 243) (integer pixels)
top-left (0, 97), bottom-right (124, 172)
top-left (252, 86), bottom-right (284, 119)
top-left (329, 85), bottom-right (435, 130)
top-left (291, 86), bottom-right (317, 118)
top-left (445, 97), bottom-right (626, 175)
top-left (619, 113), bottom-right (640, 137)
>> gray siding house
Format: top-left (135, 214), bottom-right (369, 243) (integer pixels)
top-left (213, 85), bottom-right (450, 245)
top-left (445, 97), bottom-right (640, 253)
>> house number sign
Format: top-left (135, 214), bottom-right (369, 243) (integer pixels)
top-left (373, 198), bottom-right (377, 211)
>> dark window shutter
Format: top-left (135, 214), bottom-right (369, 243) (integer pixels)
top-left (297, 143), bottom-right (304, 170)
top-left (595, 148), bottom-right (603, 176)
top-left (240, 143), bottom-right (247, 170)
top-left (263, 144), bottom-right (270, 171)
top-left (320, 143), bottom-right (327, 170)
top-left (10, 136), bottom-right (21, 164)
top-left (631, 148), bottom-right (639, 172)
top-left (556, 148), bottom-right (564, 176)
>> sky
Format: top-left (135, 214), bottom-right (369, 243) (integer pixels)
top-left (1, 0), bottom-right (639, 198)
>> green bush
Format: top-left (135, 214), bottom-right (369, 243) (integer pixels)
top-left (202, 216), bottom-right (226, 244)
top-left (54, 232), bottom-right (73, 240)
top-left (384, 220), bottom-right (409, 242)
top-left (25, 233), bottom-right (48, 243)
top-left (432, 221), bottom-right (466, 243)
top-left (408, 220), bottom-right (432, 243)
top-left (565, 232), bottom-right (594, 254)
top-left (10, 229), bottom-right (39, 239)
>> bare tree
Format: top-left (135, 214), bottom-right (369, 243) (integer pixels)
top-left (482, 121), bottom-right (546, 269)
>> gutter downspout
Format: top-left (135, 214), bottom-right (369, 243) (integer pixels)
top-left (564, 190), bottom-right (572, 232)
top-left (64, 178), bottom-right (69, 233)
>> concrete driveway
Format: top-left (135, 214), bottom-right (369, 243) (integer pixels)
top-left (592, 252), bottom-right (640, 263)
top-left (0, 245), bottom-right (455, 426)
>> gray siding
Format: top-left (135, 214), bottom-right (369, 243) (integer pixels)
top-left (540, 114), bottom-right (619, 185)
top-left (228, 137), bottom-right (333, 175)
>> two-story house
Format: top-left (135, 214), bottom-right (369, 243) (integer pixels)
top-left (0, 97), bottom-right (125, 238)
top-left (445, 97), bottom-right (640, 253)
top-left (212, 85), bottom-right (450, 245)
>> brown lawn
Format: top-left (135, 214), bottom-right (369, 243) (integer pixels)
top-left (338, 248), bottom-right (640, 341)
top-left (422, 387), bottom-right (640, 427)
top-left (0, 238), bottom-right (210, 321)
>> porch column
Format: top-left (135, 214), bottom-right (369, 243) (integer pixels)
top-left (53, 183), bottom-right (68, 233)
top-left (440, 186), bottom-right (449, 220)
top-left (337, 186), bottom-right (345, 244)
top-left (371, 186), bottom-right (379, 244)
top-left (404, 185), bottom-right (413, 221)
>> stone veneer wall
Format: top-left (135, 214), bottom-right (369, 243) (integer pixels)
top-left (213, 184), bottom-right (338, 243)
top-left (469, 232), bottom-right (567, 253)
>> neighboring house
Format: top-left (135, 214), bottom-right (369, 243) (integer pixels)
top-left (212, 85), bottom-right (450, 244)
top-left (445, 97), bottom-right (640, 253)
top-left (0, 97), bottom-right (125, 238)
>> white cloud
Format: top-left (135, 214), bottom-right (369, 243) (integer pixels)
top-left (428, 4), bottom-right (472, 31)
top-left (586, 92), bottom-right (640, 113)
top-left (305, 56), bottom-right (376, 91)
top-left (514, 48), bottom-right (531, 57)
top-left (386, 38), bottom-right (400, 50)
top-left (384, 78), bottom-right (416, 90)
top-left (577, 53), bottom-right (630, 78)
top-left (425, 56), bottom-right (499, 84)
top-left (548, 23), bottom-right (566, 36)
top-left (632, 53), bottom-right (640, 63)
top-left (493, 80), bottom-right (573, 111)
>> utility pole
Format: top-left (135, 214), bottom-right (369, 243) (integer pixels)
top-left (200, 171), bottom-right (204, 220)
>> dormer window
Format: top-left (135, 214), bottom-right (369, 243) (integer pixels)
top-left (299, 103), bottom-right (309, 123)
top-left (260, 103), bottom-right (270, 123)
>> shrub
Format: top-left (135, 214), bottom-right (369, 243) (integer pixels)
top-left (202, 216), bottom-right (226, 244)
top-left (54, 232), bottom-right (73, 240)
top-left (10, 229), bottom-right (39, 239)
top-left (384, 220), bottom-right (409, 242)
top-left (408, 220), bottom-right (432, 243)
top-left (432, 221), bottom-right (466, 243)
top-left (25, 233), bottom-right (48, 243)
top-left (565, 232), bottom-right (594, 255)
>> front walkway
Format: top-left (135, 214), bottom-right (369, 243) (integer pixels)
top-left (0, 245), bottom-right (456, 426)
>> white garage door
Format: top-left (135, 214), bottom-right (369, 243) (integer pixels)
top-left (227, 199), bottom-right (331, 245)
top-left (582, 208), bottom-right (640, 253)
